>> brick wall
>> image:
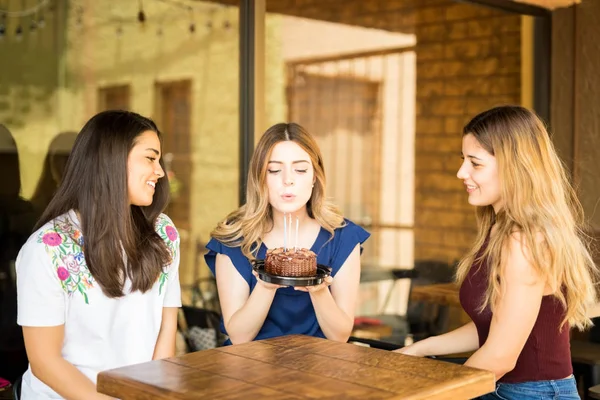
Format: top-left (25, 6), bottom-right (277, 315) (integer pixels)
top-left (219, 0), bottom-right (522, 264)
top-left (552, 2), bottom-right (600, 266)
top-left (414, 3), bottom-right (521, 263)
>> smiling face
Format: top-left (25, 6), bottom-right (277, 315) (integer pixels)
top-left (457, 133), bottom-right (502, 212)
top-left (127, 130), bottom-right (164, 206)
top-left (266, 141), bottom-right (315, 216)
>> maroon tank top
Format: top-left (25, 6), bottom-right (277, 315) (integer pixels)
top-left (459, 238), bottom-right (572, 383)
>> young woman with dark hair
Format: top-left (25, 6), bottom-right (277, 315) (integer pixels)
top-left (16, 110), bottom-right (181, 399)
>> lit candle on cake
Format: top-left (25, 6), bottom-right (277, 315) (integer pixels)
top-left (283, 213), bottom-right (287, 251)
top-left (288, 214), bottom-right (292, 252)
top-left (295, 216), bottom-right (299, 251)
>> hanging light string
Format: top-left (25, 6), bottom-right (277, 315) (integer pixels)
top-left (0, 0), bottom-right (231, 39)
top-left (0, 0), bottom-right (50, 17)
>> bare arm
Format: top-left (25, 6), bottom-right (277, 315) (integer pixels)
top-left (394, 322), bottom-right (480, 356)
top-left (464, 234), bottom-right (546, 380)
top-left (587, 302), bottom-right (600, 319)
top-left (152, 307), bottom-right (179, 360)
top-left (297, 245), bottom-right (361, 342)
top-left (23, 326), bottom-right (113, 400)
top-left (215, 253), bottom-right (281, 344)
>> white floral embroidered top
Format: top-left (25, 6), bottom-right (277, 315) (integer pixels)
top-left (16, 210), bottom-right (181, 400)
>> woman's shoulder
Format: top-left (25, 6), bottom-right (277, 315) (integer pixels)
top-left (204, 236), bottom-right (249, 279)
top-left (28, 211), bottom-right (82, 249)
top-left (318, 218), bottom-right (370, 252)
top-left (18, 211), bottom-right (83, 277)
top-left (333, 218), bottom-right (370, 238)
top-left (206, 236), bottom-right (243, 255)
top-left (335, 218), bottom-right (355, 231)
top-left (315, 218), bottom-right (370, 272)
top-left (154, 213), bottom-right (179, 244)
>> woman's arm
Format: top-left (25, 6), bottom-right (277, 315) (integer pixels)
top-left (394, 322), bottom-right (479, 356)
top-left (152, 307), bottom-right (179, 359)
top-left (464, 234), bottom-right (546, 380)
top-left (587, 302), bottom-right (600, 319)
top-left (215, 253), bottom-right (281, 344)
top-left (23, 325), bottom-right (113, 400)
top-left (297, 245), bottom-right (361, 342)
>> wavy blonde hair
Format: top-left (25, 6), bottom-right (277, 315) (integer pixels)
top-left (211, 123), bottom-right (345, 260)
top-left (456, 106), bottom-right (597, 330)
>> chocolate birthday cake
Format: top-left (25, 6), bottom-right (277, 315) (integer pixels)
top-left (265, 248), bottom-right (317, 277)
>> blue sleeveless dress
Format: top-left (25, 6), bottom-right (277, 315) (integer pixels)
top-left (205, 219), bottom-right (370, 345)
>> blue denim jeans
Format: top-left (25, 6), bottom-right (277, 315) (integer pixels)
top-left (476, 375), bottom-right (580, 400)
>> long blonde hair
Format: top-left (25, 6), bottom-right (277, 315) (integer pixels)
top-left (211, 123), bottom-right (344, 260)
top-left (455, 106), bottom-right (597, 330)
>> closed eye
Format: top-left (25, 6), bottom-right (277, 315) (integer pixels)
top-left (147, 157), bottom-right (156, 162)
top-left (295, 169), bottom-right (308, 173)
top-left (267, 169), bottom-right (281, 174)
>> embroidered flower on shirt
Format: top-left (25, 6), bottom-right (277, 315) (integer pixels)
top-left (165, 225), bottom-right (178, 242)
top-left (74, 252), bottom-right (85, 263)
top-left (38, 216), bottom-right (95, 304)
top-left (155, 215), bottom-right (179, 295)
top-left (42, 232), bottom-right (62, 246)
top-left (63, 254), bottom-right (80, 274)
top-left (57, 267), bottom-right (69, 281)
top-left (82, 276), bottom-right (93, 289)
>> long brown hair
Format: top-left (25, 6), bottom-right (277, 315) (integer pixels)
top-left (211, 122), bottom-right (344, 259)
top-left (456, 105), bottom-right (597, 330)
top-left (34, 110), bottom-right (171, 298)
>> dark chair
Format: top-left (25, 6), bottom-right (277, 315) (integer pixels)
top-left (351, 260), bottom-right (455, 349)
top-left (352, 268), bottom-right (416, 346)
top-left (180, 305), bottom-right (223, 351)
top-left (12, 376), bottom-right (21, 400)
top-left (405, 260), bottom-right (456, 339)
top-left (178, 277), bottom-right (225, 352)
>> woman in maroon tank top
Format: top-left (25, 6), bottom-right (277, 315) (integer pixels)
top-left (395, 106), bottom-right (597, 399)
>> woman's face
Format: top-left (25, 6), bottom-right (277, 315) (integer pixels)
top-left (457, 133), bottom-right (502, 212)
top-left (266, 141), bottom-right (315, 216)
top-left (127, 130), bottom-right (165, 206)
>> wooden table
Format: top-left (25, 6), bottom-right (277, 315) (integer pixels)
top-left (98, 335), bottom-right (494, 399)
top-left (410, 283), bottom-right (461, 307)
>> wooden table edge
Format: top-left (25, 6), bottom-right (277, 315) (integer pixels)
top-left (97, 368), bottom-right (182, 400)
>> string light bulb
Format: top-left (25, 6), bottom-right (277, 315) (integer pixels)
top-left (0, 14), bottom-right (5, 40)
top-left (137, 0), bottom-right (145, 24)
top-left (0, 0), bottom-right (50, 39)
top-left (15, 24), bottom-right (23, 41)
top-left (15, 0), bottom-right (24, 39)
top-left (187, 7), bottom-right (194, 34)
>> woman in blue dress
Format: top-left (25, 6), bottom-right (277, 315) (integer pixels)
top-left (205, 123), bottom-right (370, 345)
